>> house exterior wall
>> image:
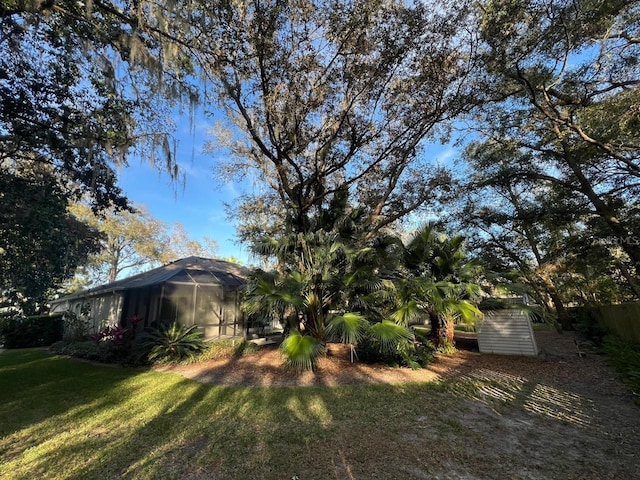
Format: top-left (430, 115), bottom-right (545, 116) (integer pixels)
top-left (120, 286), bottom-right (164, 329)
top-left (90, 293), bottom-right (124, 330)
top-left (51, 292), bottom-right (124, 334)
top-left (51, 282), bottom-right (246, 340)
top-left (154, 282), bottom-right (245, 340)
top-left (477, 310), bottom-right (539, 356)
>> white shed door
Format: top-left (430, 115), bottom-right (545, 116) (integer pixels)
top-left (477, 310), bottom-right (539, 356)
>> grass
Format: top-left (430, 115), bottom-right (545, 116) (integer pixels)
top-left (0, 349), bottom-right (460, 480)
top-left (1, 348), bottom-right (638, 479)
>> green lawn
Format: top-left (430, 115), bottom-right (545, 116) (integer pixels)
top-left (1, 349), bottom-right (637, 479)
top-left (0, 349), bottom-right (458, 480)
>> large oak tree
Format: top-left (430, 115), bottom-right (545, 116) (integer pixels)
top-left (196, 0), bottom-right (479, 239)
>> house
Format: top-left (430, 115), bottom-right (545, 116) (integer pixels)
top-left (50, 256), bottom-right (251, 340)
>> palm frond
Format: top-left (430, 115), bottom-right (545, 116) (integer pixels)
top-left (250, 237), bottom-right (279, 257)
top-left (450, 301), bottom-right (483, 324)
top-left (370, 320), bottom-right (414, 354)
top-left (326, 312), bottom-right (368, 345)
top-left (280, 331), bottom-right (325, 371)
top-left (390, 300), bottom-right (421, 326)
top-left (143, 323), bottom-right (206, 363)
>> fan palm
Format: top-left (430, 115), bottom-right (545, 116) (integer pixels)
top-left (325, 312), bottom-right (368, 362)
top-left (280, 330), bottom-right (325, 371)
top-left (400, 224), bottom-right (483, 345)
top-left (244, 197), bottom-right (412, 369)
top-left (370, 320), bottom-right (415, 354)
top-left (245, 189), bottom-right (456, 370)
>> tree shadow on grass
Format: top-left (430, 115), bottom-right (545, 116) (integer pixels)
top-left (1, 349), bottom-right (432, 479)
top-left (0, 350), bottom-right (141, 437)
top-left (3, 343), bottom-right (640, 480)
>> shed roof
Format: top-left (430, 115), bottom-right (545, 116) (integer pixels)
top-left (54, 257), bottom-right (251, 303)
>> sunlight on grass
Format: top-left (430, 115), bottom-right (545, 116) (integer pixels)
top-left (0, 349), bottom-right (626, 479)
top-left (284, 395), bottom-right (333, 426)
top-left (1, 350), bottom-right (387, 479)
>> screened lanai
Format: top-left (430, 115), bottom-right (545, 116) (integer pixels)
top-left (50, 257), bottom-right (252, 340)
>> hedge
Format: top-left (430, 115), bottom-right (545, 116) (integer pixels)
top-left (0, 314), bottom-right (64, 348)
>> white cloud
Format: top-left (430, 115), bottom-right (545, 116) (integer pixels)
top-left (434, 146), bottom-right (456, 166)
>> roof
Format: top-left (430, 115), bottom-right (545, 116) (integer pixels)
top-left (54, 257), bottom-right (252, 303)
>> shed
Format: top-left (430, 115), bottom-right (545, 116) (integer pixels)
top-left (476, 309), bottom-right (539, 356)
top-left (50, 257), bottom-right (251, 340)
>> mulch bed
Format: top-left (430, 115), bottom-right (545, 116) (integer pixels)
top-left (156, 330), bottom-right (630, 395)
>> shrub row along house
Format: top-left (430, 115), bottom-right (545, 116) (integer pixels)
top-left (51, 257), bottom-right (250, 340)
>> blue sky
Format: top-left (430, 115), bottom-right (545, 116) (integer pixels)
top-left (117, 112), bottom-right (254, 265)
top-left (116, 110), bottom-right (460, 267)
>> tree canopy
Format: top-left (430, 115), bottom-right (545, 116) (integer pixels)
top-left (1, 0), bottom-right (197, 208)
top-left (3, 0), bottom-right (639, 328)
top-left (453, 0), bottom-right (640, 314)
top-left (69, 203), bottom-right (219, 287)
top-left (1, 0), bottom-right (198, 308)
top-left (0, 170), bottom-right (101, 314)
top-left (198, 0), bottom-right (478, 238)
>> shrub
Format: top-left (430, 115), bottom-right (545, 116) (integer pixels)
top-left (62, 311), bottom-right (90, 341)
top-left (357, 328), bottom-right (435, 369)
top-left (570, 306), bottom-right (608, 344)
top-left (88, 324), bottom-right (138, 362)
top-left (601, 334), bottom-right (640, 405)
top-left (50, 339), bottom-right (126, 364)
top-left (139, 323), bottom-right (207, 364)
top-left (50, 340), bottom-right (101, 360)
top-left (409, 329), bottom-right (436, 366)
top-left (51, 317), bottom-right (154, 365)
top-left (52, 333), bottom-right (261, 366)
top-left (435, 336), bottom-right (456, 354)
top-left (0, 314), bottom-right (64, 348)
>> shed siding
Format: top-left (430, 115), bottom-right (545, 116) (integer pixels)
top-left (477, 310), bottom-right (539, 356)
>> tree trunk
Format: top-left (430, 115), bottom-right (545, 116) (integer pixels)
top-left (549, 290), bottom-right (570, 330)
top-left (558, 138), bottom-right (640, 267)
top-left (428, 310), bottom-right (442, 347)
top-left (444, 319), bottom-right (455, 346)
top-left (616, 261), bottom-right (640, 299)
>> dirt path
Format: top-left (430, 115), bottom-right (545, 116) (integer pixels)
top-left (431, 332), bottom-right (640, 479)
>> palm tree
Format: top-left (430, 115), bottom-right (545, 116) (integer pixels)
top-left (245, 228), bottom-right (411, 369)
top-left (400, 224), bottom-right (483, 346)
top-left (244, 193), bottom-right (415, 370)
